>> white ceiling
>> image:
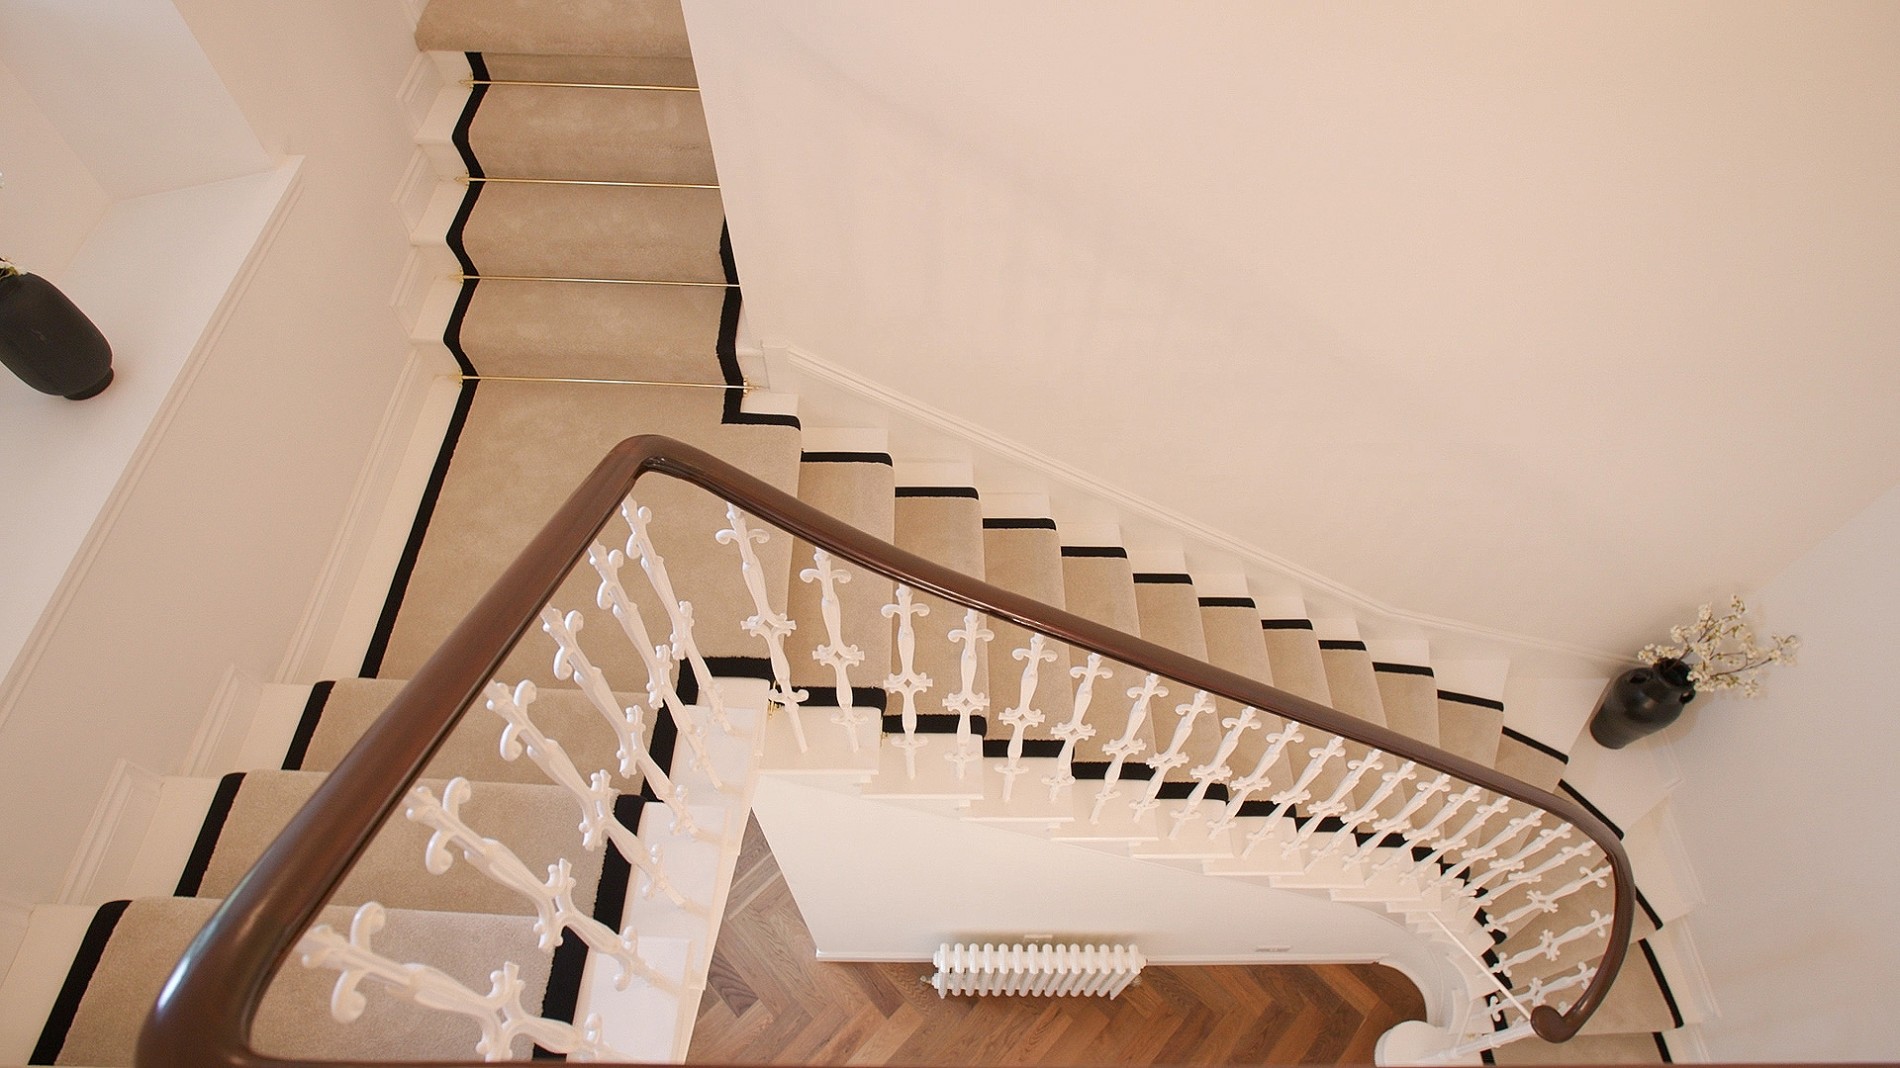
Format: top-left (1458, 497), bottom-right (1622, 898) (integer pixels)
top-left (684, 2), bottom-right (1900, 655)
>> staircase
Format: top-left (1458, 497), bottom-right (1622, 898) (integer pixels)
top-left (0, 2), bottom-right (1703, 1065)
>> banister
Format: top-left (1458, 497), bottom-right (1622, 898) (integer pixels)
top-left (136, 435), bottom-right (1631, 1067)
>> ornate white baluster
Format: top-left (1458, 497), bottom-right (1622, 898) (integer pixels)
top-left (1496, 910), bottom-right (1613, 973)
top-left (1488, 864), bottom-right (1613, 932)
top-left (404, 779), bottom-right (680, 994)
top-left (1208, 723), bottom-right (1304, 833)
top-left (882, 585), bottom-right (933, 778)
top-left (1382, 794), bottom-right (1512, 882)
top-left (1430, 812), bottom-right (1544, 895)
top-left (1044, 654), bottom-right (1108, 801)
top-left (1305, 760), bottom-right (1419, 868)
top-left (539, 607), bottom-right (662, 786)
top-left (798, 548), bottom-right (870, 750)
top-left (1279, 749), bottom-right (1385, 858)
top-left (299, 902), bottom-right (624, 1062)
top-left (1464, 826), bottom-right (1573, 896)
top-left (994, 634), bottom-right (1056, 801)
top-left (944, 610), bottom-right (992, 780)
top-left (716, 505), bottom-right (809, 750)
top-left (1241, 736), bottom-right (1346, 857)
top-left (1167, 706), bottom-right (1260, 839)
top-left (588, 545), bottom-right (727, 793)
top-left (485, 681), bottom-right (709, 909)
top-left (620, 497), bottom-right (735, 736)
top-left (1342, 773), bottom-right (1453, 868)
top-left (1491, 841), bottom-right (1599, 900)
top-left (1131, 691), bottom-right (1214, 819)
top-left (1488, 962), bottom-right (1597, 1022)
top-left (1089, 675), bottom-right (1166, 824)
top-left (1371, 786), bottom-right (1489, 877)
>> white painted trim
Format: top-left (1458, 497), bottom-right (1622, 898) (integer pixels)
top-left (0, 895), bottom-right (30, 986)
top-left (799, 427), bottom-right (888, 454)
top-left (394, 0), bottom-right (427, 30)
top-left (1648, 917), bottom-right (1720, 1028)
top-left (396, 52), bottom-right (445, 134)
top-left (1665, 1022), bottom-right (1715, 1064)
top-left (234, 684), bottom-right (319, 772)
top-left (0, 160), bottom-right (305, 736)
top-left (893, 460), bottom-right (974, 487)
top-left (180, 664), bottom-right (263, 777)
top-left (56, 760), bottom-right (163, 906)
top-left (121, 778), bottom-right (223, 899)
top-left (0, 905), bottom-right (96, 1065)
top-left (275, 345), bottom-right (460, 683)
top-left (393, 150), bottom-right (439, 235)
top-left (781, 345), bottom-right (1629, 670)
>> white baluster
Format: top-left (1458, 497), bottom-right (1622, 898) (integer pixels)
top-left (1240, 736), bottom-right (1346, 857)
top-left (1168, 706), bottom-right (1261, 839)
top-left (882, 585), bottom-right (933, 778)
top-left (620, 497), bottom-right (735, 735)
top-left (1342, 773), bottom-right (1452, 868)
top-left (798, 548), bottom-right (870, 751)
top-left (944, 610), bottom-right (992, 780)
top-left (299, 902), bottom-right (625, 1062)
top-left (1496, 910), bottom-right (1613, 973)
top-left (1044, 654), bottom-right (1108, 802)
top-left (1493, 840), bottom-right (1599, 900)
top-left (1089, 675), bottom-right (1165, 824)
top-left (1383, 794), bottom-right (1513, 882)
top-left (1207, 723), bottom-right (1304, 834)
top-left (539, 608), bottom-right (662, 786)
top-left (1371, 786), bottom-right (1489, 878)
top-left (1431, 812), bottom-right (1543, 895)
top-left (1305, 760), bottom-right (1419, 868)
top-left (1487, 865), bottom-right (1612, 932)
top-left (716, 506), bottom-right (809, 750)
top-left (1131, 691), bottom-right (1215, 819)
top-left (404, 779), bottom-right (680, 994)
top-left (1464, 826), bottom-right (1573, 896)
top-left (1488, 962), bottom-right (1597, 1022)
top-left (1279, 749), bottom-right (1385, 858)
top-left (994, 634), bottom-right (1056, 802)
top-left (588, 545), bottom-right (727, 793)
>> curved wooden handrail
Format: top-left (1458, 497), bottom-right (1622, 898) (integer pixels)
top-left (137, 435), bottom-right (1630, 1068)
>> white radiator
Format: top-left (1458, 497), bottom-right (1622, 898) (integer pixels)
top-left (927, 942), bottom-right (1145, 999)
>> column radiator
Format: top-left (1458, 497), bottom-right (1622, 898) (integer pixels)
top-left (926, 942), bottom-right (1146, 998)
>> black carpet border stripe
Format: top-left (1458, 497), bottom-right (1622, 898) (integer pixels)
top-left (280, 680), bottom-right (336, 771)
top-left (1317, 638), bottom-right (1368, 651)
top-left (801, 451), bottom-right (893, 465)
top-left (1500, 724), bottom-right (1569, 764)
top-left (715, 222), bottom-right (798, 429)
top-left (1439, 689), bottom-right (1505, 712)
top-left (538, 793), bottom-right (648, 1059)
top-left (1636, 886), bottom-right (1666, 931)
top-left (1557, 778), bottom-right (1625, 839)
top-left (1132, 572), bottom-right (1192, 585)
top-left (675, 657), bottom-right (775, 705)
top-left (358, 379), bottom-right (480, 678)
top-left (1638, 937), bottom-right (1687, 1029)
top-left (983, 738), bottom-right (1067, 759)
top-left (895, 486), bottom-right (978, 499)
top-left (28, 899), bottom-right (130, 1065)
top-left (174, 773), bottom-right (246, 897)
top-left (1060, 545), bottom-right (1127, 558)
top-left (982, 517), bottom-right (1056, 530)
top-left (1070, 761), bottom-right (1156, 781)
top-left (795, 686), bottom-right (889, 713)
top-left (443, 277), bottom-right (481, 378)
top-left (1260, 618), bottom-right (1315, 630)
top-left (1372, 661), bottom-right (1434, 677)
top-left (1198, 596), bottom-right (1255, 608)
top-left (882, 712), bottom-right (984, 735)
top-left (1653, 1031), bottom-right (1674, 1062)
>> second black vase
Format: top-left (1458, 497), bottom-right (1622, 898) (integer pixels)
top-left (1589, 658), bottom-right (1696, 749)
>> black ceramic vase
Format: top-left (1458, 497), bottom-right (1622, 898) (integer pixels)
top-left (0, 270), bottom-right (114, 400)
top-left (1589, 657), bottom-right (1696, 749)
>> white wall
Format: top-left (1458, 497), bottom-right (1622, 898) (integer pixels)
top-left (753, 776), bottom-right (1465, 1023)
top-left (1665, 478), bottom-right (1900, 1061)
top-left (0, 58), bottom-right (111, 279)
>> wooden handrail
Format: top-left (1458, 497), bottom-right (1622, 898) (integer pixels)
top-left (136, 435), bottom-right (1631, 1067)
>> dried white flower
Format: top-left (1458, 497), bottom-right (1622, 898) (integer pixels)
top-left (1636, 597), bottom-right (1799, 697)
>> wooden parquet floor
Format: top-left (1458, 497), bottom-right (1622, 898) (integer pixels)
top-left (687, 818), bottom-right (1426, 1066)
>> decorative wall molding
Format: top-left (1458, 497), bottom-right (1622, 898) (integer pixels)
top-left (0, 894), bottom-right (31, 980)
top-left (57, 760), bottom-right (163, 906)
top-left (771, 343), bottom-right (1628, 671)
top-left (181, 664), bottom-right (264, 777)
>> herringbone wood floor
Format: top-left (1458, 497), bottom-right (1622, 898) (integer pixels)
top-left (687, 818), bottom-right (1426, 1065)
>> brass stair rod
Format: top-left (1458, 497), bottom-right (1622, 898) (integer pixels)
top-left (457, 274), bottom-right (737, 288)
top-left (457, 374), bottom-right (753, 391)
top-left (462, 78), bottom-right (698, 91)
top-left (458, 176), bottom-right (719, 190)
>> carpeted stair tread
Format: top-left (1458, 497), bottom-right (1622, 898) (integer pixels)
top-left (458, 183), bottom-right (727, 282)
top-left (1198, 599), bottom-right (1287, 795)
top-left (1056, 548), bottom-right (1149, 765)
top-left (297, 678), bottom-right (635, 788)
top-left (372, 384), bottom-right (798, 685)
top-left (417, 0), bottom-right (691, 58)
top-left (464, 82), bottom-right (716, 185)
top-left (782, 456), bottom-right (895, 710)
top-left (1131, 575), bottom-right (1215, 779)
top-left (1314, 641), bottom-right (1388, 809)
top-left (40, 897), bottom-right (553, 1066)
top-left (480, 53), bottom-right (700, 89)
top-left (890, 490), bottom-right (988, 731)
top-left (979, 522), bottom-right (1072, 741)
top-left (1491, 1031), bottom-right (1666, 1065)
top-left (453, 278), bottom-right (730, 382)
top-left (1578, 939), bottom-right (1684, 1036)
top-left (1436, 691), bottom-right (1506, 769)
top-left (1494, 732), bottom-right (1568, 793)
top-left (192, 770), bottom-right (606, 919)
top-left (1259, 620), bottom-right (1333, 705)
top-left (1372, 662), bottom-right (1439, 749)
